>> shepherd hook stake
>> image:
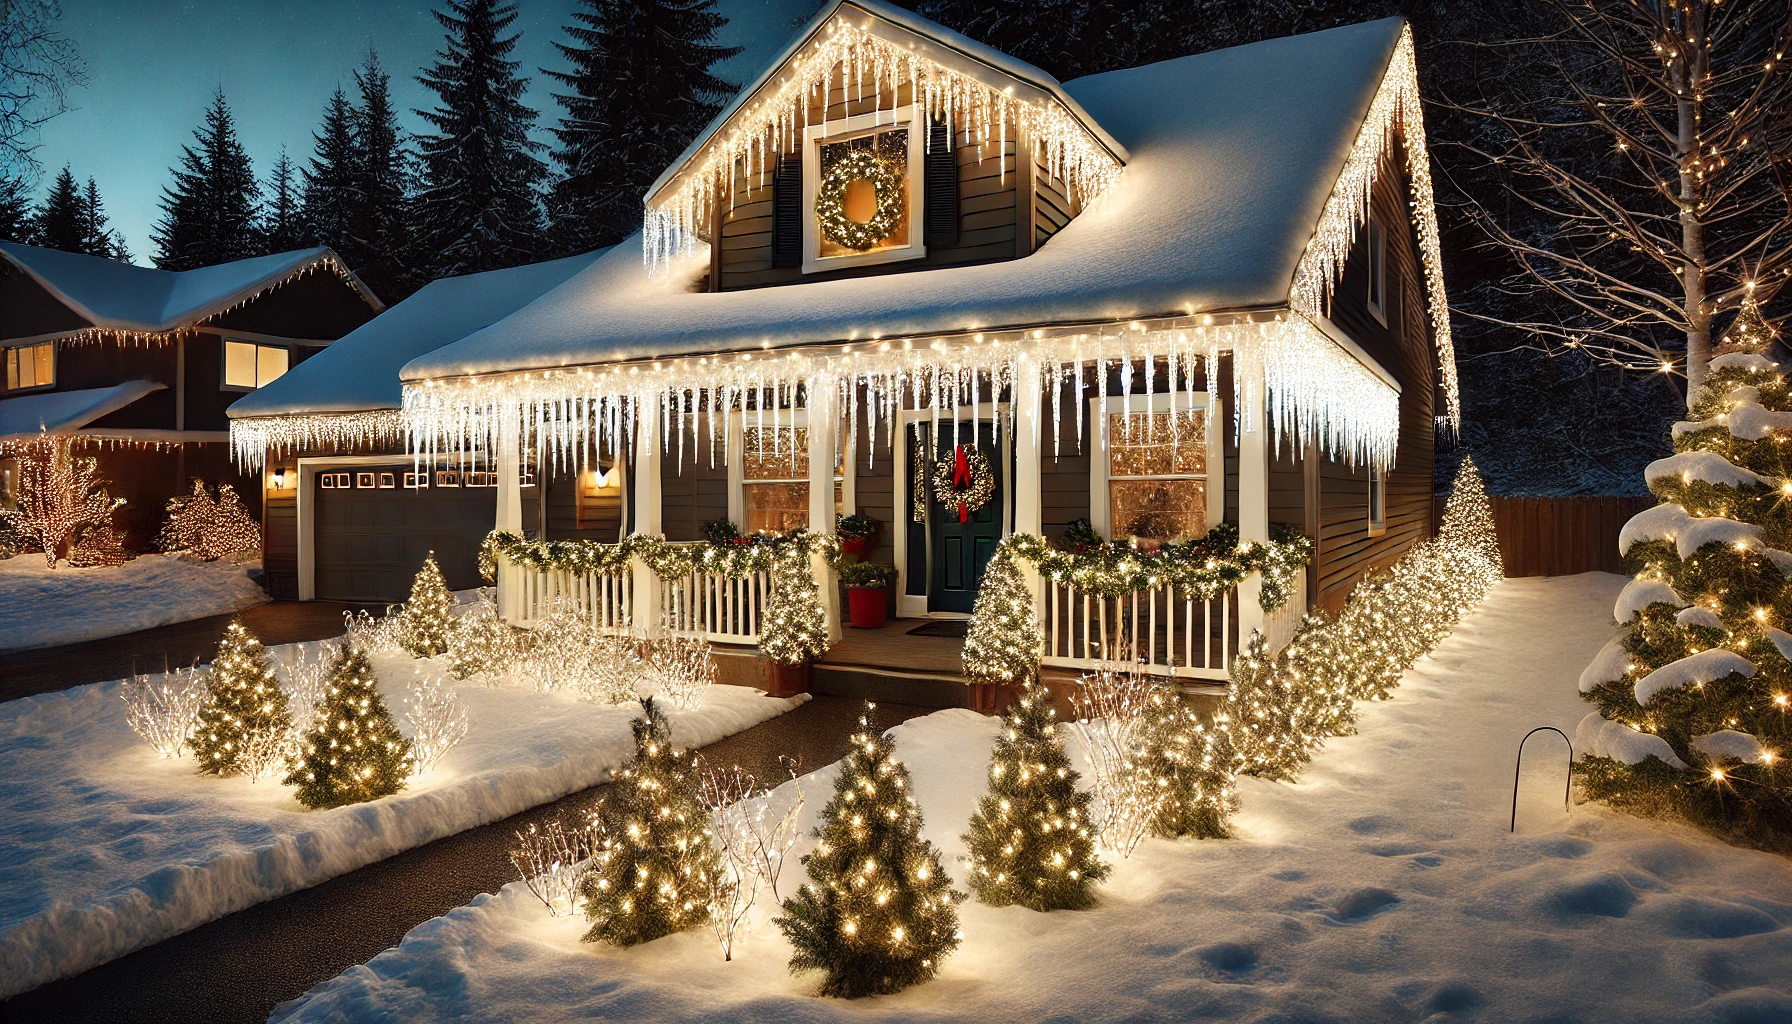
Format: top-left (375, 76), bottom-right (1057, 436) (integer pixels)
top-left (1510, 726), bottom-right (1573, 833)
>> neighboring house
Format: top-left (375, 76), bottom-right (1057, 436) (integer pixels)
top-left (230, 4), bottom-right (1458, 685)
top-left (0, 243), bottom-right (381, 547)
top-left (226, 252), bottom-right (605, 600)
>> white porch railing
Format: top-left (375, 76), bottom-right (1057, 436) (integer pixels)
top-left (659, 544), bottom-right (770, 645)
top-left (1038, 569), bottom-right (1307, 681)
top-left (513, 565), bottom-right (634, 632)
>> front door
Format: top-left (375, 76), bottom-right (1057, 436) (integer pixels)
top-left (927, 421), bottom-right (1003, 613)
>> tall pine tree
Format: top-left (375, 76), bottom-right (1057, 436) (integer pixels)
top-left (0, 174), bottom-right (32, 242)
top-left (348, 51), bottom-right (418, 298)
top-left (260, 148), bottom-right (306, 253)
top-left (152, 89), bottom-right (261, 270)
top-left (79, 178), bottom-right (130, 261)
top-left (544, 0), bottom-right (739, 252)
top-left (30, 165), bottom-right (83, 252)
top-left (414, 0), bottom-right (547, 277)
top-left (301, 87), bottom-right (357, 255)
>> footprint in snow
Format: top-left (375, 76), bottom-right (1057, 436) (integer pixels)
top-left (1197, 942), bottom-right (1258, 975)
top-left (1331, 887), bottom-right (1401, 922)
top-left (1346, 815), bottom-right (1400, 836)
top-left (1544, 872), bottom-right (1638, 919)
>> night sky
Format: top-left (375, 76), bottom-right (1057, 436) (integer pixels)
top-left (31, 0), bottom-right (821, 263)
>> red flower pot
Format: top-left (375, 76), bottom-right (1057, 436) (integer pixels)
top-left (847, 587), bottom-right (889, 629)
top-left (840, 536), bottom-right (868, 556)
top-left (765, 658), bottom-right (812, 697)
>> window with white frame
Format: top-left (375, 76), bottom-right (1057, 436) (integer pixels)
top-left (734, 422), bottom-right (847, 534)
top-left (223, 339), bottom-right (290, 390)
top-left (1103, 404), bottom-right (1209, 541)
top-left (1366, 218), bottom-right (1388, 326)
top-left (802, 109), bottom-right (925, 274)
top-left (1368, 468), bottom-right (1387, 535)
top-left (5, 341), bottom-right (54, 390)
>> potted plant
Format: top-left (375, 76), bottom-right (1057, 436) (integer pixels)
top-left (838, 561), bottom-right (892, 629)
top-left (836, 513), bottom-right (881, 556)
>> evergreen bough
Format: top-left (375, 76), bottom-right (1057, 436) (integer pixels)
top-left (777, 702), bottom-right (964, 998)
top-left (285, 644), bottom-right (411, 809)
top-left (962, 545), bottom-right (1042, 684)
top-left (400, 552), bottom-right (455, 658)
top-left (191, 619), bottom-right (292, 777)
top-left (962, 680), bottom-right (1106, 910)
top-left (579, 698), bottom-right (718, 946)
top-left (760, 545), bottom-right (830, 665)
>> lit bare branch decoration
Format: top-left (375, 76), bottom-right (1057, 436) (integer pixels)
top-left (698, 761), bottom-right (805, 961)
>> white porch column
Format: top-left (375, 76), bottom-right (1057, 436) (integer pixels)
top-left (1237, 369), bottom-right (1269, 639)
top-left (496, 441), bottom-right (525, 623)
top-left (632, 397), bottom-right (663, 635)
top-left (1014, 355), bottom-right (1044, 635)
top-left (806, 375), bottom-right (842, 644)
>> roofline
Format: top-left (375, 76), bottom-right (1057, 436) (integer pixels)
top-left (644, 0), bottom-right (1128, 208)
top-left (0, 246), bottom-right (385, 334)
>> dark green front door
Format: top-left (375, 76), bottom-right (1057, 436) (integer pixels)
top-left (928, 421), bottom-right (1003, 613)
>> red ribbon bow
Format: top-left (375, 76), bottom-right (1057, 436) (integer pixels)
top-left (953, 445), bottom-right (971, 523)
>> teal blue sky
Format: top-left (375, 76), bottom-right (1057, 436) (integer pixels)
top-left (30, 0), bottom-right (821, 264)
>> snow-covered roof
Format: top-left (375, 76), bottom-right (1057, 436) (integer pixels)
top-left (402, 17), bottom-right (1411, 382)
top-left (0, 243), bottom-right (381, 335)
top-left (645, 0), bottom-right (1127, 209)
top-left (0, 380), bottom-right (165, 440)
top-left (229, 252), bottom-right (607, 419)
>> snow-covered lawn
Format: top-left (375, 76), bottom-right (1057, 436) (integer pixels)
top-left (0, 552), bottom-right (269, 652)
top-left (274, 574), bottom-right (1792, 1024)
top-left (0, 648), bottom-right (806, 999)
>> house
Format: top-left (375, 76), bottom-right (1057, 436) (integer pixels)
top-left (226, 252), bottom-right (606, 601)
top-left (0, 243), bottom-right (381, 547)
top-left (230, 4), bottom-right (1458, 688)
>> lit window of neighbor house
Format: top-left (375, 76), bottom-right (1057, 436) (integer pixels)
top-left (223, 340), bottom-right (290, 390)
top-left (5, 342), bottom-right (54, 390)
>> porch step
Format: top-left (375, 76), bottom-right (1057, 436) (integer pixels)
top-left (812, 663), bottom-right (977, 710)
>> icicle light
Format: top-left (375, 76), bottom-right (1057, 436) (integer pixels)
top-left (642, 10), bottom-right (1121, 273)
top-left (229, 409), bottom-right (406, 471)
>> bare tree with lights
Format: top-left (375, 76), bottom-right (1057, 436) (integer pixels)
top-left (1452, 0), bottom-right (1792, 403)
top-left (0, 435), bottom-right (125, 568)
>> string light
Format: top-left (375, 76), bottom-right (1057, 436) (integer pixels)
top-left (191, 619), bottom-right (295, 781)
top-left (397, 553), bottom-right (455, 659)
top-left (229, 409), bottom-right (406, 472)
top-left (284, 643), bottom-right (412, 808)
top-left (155, 481), bottom-right (262, 561)
top-left (0, 434), bottom-right (127, 568)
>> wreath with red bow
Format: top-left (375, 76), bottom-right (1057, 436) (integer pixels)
top-left (931, 445), bottom-right (996, 523)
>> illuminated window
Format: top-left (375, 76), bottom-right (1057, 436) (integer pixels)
top-left (5, 342), bottom-right (54, 390)
top-left (802, 110), bottom-right (925, 273)
top-left (223, 340), bottom-right (290, 389)
top-left (1368, 469), bottom-right (1386, 536)
top-left (577, 461), bottom-right (623, 532)
top-left (740, 425), bottom-right (844, 534)
top-left (1106, 408), bottom-right (1208, 541)
top-left (1366, 219), bottom-right (1387, 327)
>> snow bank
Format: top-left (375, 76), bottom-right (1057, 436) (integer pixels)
top-left (0, 653), bottom-right (804, 997)
top-left (1617, 503), bottom-right (1690, 556)
top-left (272, 575), bottom-right (1792, 1024)
top-left (0, 552), bottom-right (268, 652)
top-left (1694, 730), bottom-right (1764, 763)
top-left (1576, 711), bottom-right (1687, 769)
top-left (1577, 636), bottom-right (1632, 694)
top-left (1710, 352), bottom-right (1779, 375)
top-left (1614, 578), bottom-right (1685, 621)
top-left (1674, 606), bottom-right (1724, 631)
top-left (1634, 649), bottom-right (1755, 706)
top-left (1645, 451), bottom-right (1767, 490)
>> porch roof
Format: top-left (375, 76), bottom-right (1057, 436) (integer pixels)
top-left (0, 380), bottom-right (165, 441)
top-left (400, 17), bottom-right (1408, 383)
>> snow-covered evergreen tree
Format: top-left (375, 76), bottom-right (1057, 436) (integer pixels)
top-left (544, 0), bottom-right (738, 251)
top-left (301, 87), bottom-right (357, 255)
top-left (578, 697), bottom-right (718, 946)
top-left (777, 702), bottom-right (964, 998)
top-left (414, 0), bottom-right (546, 277)
top-left (285, 643), bottom-right (411, 808)
top-left (192, 619), bottom-right (293, 777)
top-left (962, 680), bottom-right (1106, 911)
top-left (259, 147), bottom-right (306, 253)
top-left (348, 51), bottom-right (418, 299)
top-left (1577, 303), bottom-right (1792, 851)
top-left (904, 0), bottom-right (1087, 79)
top-left (152, 89), bottom-right (261, 270)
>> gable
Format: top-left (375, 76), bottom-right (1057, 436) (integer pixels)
top-left (209, 270), bottom-right (382, 340)
top-left (0, 260), bottom-right (90, 341)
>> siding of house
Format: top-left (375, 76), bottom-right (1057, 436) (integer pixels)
top-left (208, 272), bottom-right (379, 339)
top-left (1311, 134), bottom-right (1437, 613)
top-left (0, 263), bottom-right (91, 338)
top-left (660, 421), bottom-right (729, 542)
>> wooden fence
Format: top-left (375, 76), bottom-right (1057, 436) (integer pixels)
top-left (1470, 496), bottom-right (1654, 577)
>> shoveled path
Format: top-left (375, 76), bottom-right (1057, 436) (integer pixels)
top-left (0, 694), bottom-right (931, 1024)
top-left (0, 601), bottom-right (375, 704)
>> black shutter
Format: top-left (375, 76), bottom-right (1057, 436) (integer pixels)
top-left (772, 154), bottom-right (802, 268)
top-left (924, 121), bottom-right (958, 248)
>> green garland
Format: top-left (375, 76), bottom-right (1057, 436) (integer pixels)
top-left (815, 147), bottom-right (905, 251)
top-left (1005, 522), bottom-right (1314, 611)
top-left (479, 528), bottom-right (842, 584)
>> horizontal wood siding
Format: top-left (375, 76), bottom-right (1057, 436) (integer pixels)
top-left (1033, 152), bottom-right (1076, 250)
top-left (1041, 375), bottom-right (1091, 537)
top-left (544, 466), bottom-right (622, 543)
top-left (855, 393), bottom-right (896, 530)
top-left (208, 271), bottom-right (377, 340)
top-left (1313, 133), bottom-right (1436, 613)
top-left (660, 441), bottom-right (728, 542)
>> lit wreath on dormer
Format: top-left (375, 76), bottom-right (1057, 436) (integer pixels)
top-left (815, 147), bottom-right (906, 251)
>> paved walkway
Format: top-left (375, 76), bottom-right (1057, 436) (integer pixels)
top-left (0, 694), bottom-right (931, 1024)
top-left (0, 601), bottom-right (374, 704)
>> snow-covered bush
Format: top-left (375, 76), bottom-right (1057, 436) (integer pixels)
top-left (121, 665), bottom-right (208, 758)
top-left (342, 608), bottom-right (406, 655)
top-left (444, 591), bottom-right (521, 683)
top-left (279, 641), bottom-right (338, 736)
top-left (403, 674), bottom-right (469, 776)
top-left (156, 481), bottom-right (261, 562)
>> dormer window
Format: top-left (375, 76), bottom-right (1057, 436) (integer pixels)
top-left (802, 110), bottom-right (926, 273)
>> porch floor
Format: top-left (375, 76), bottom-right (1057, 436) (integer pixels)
top-left (821, 617), bottom-right (965, 676)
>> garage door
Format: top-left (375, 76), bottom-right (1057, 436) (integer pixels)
top-left (313, 465), bottom-right (496, 603)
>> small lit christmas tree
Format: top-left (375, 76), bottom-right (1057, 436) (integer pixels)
top-left (399, 552), bottom-right (455, 659)
top-left (1142, 683), bottom-right (1236, 839)
top-left (579, 697), bottom-right (719, 946)
top-left (760, 543), bottom-right (830, 665)
top-left (777, 702), bottom-right (964, 998)
top-left (192, 619), bottom-right (293, 777)
top-left (962, 680), bottom-right (1106, 910)
top-left (962, 545), bottom-right (1042, 684)
top-left (284, 644), bottom-right (411, 809)
top-left (1438, 456), bottom-right (1503, 571)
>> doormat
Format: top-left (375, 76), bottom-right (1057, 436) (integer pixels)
top-left (907, 620), bottom-right (970, 639)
